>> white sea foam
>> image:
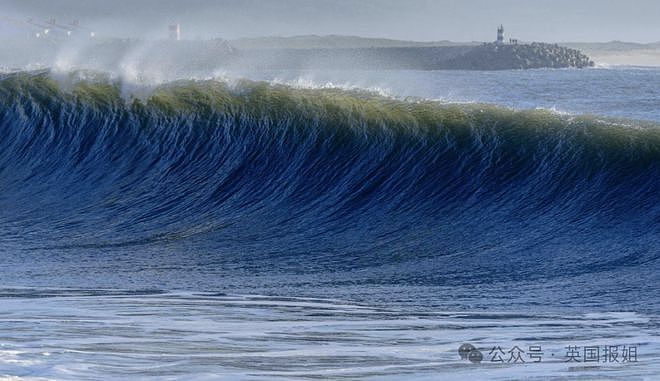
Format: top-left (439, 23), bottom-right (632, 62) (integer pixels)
top-left (0, 291), bottom-right (658, 380)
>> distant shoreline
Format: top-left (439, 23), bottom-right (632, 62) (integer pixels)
top-left (4, 34), bottom-right (660, 71)
top-left (228, 35), bottom-right (658, 68)
top-left (231, 43), bottom-right (592, 71)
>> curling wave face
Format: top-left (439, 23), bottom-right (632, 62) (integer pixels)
top-left (0, 71), bottom-right (658, 309)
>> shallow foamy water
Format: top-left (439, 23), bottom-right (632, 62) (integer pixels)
top-left (1, 290), bottom-right (658, 380)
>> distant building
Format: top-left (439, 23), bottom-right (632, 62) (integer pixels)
top-left (168, 24), bottom-right (180, 41)
top-left (496, 25), bottom-right (504, 44)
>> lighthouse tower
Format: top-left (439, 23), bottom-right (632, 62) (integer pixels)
top-left (496, 25), bottom-right (504, 44)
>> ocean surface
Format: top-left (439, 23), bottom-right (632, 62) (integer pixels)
top-left (0, 67), bottom-right (659, 380)
top-left (230, 66), bottom-right (660, 123)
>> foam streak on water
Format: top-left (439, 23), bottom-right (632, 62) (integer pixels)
top-left (0, 290), bottom-right (658, 381)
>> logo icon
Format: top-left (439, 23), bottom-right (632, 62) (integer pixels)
top-left (458, 343), bottom-right (483, 363)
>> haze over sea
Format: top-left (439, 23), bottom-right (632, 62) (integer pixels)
top-left (0, 63), bottom-right (659, 380)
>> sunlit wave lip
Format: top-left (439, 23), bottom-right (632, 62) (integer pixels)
top-left (265, 76), bottom-right (395, 98)
top-left (4, 68), bottom-right (658, 126)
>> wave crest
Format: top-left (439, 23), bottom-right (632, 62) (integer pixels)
top-left (1, 71), bottom-right (659, 285)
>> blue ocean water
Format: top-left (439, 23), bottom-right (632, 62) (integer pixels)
top-left (0, 67), bottom-right (659, 380)
top-left (232, 66), bottom-right (660, 122)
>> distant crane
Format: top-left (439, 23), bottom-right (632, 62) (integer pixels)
top-left (0, 16), bottom-right (95, 40)
top-left (45, 18), bottom-right (75, 37)
top-left (68, 19), bottom-right (96, 38)
top-left (26, 18), bottom-right (53, 37)
top-left (20, 17), bottom-right (95, 39)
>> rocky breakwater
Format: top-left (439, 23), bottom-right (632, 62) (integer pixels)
top-left (229, 42), bottom-right (594, 71)
top-left (443, 42), bottom-right (594, 70)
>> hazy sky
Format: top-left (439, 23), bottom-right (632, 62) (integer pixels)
top-left (1, 0), bottom-right (659, 42)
